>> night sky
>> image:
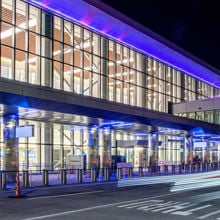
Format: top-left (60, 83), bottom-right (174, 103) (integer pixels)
top-left (100, 0), bottom-right (220, 70)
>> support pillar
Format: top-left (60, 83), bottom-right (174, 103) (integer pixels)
top-left (41, 124), bottom-right (52, 170)
top-left (149, 127), bottom-right (159, 172)
top-left (185, 132), bottom-right (193, 165)
top-left (86, 128), bottom-right (98, 169)
top-left (3, 115), bottom-right (19, 183)
top-left (99, 128), bottom-right (111, 169)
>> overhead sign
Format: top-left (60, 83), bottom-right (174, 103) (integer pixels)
top-left (15, 125), bottom-right (34, 138)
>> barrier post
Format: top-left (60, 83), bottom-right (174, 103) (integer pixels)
top-left (128, 167), bottom-right (133, 178)
top-left (104, 167), bottom-right (110, 181)
top-left (91, 168), bottom-right (96, 182)
top-left (178, 164), bottom-right (182, 174)
top-left (8, 171), bottom-right (26, 198)
top-left (138, 166), bottom-right (143, 177)
top-left (22, 170), bottom-right (29, 188)
top-left (164, 165), bottom-right (168, 175)
top-left (148, 166), bottom-right (152, 176)
top-left (1, 171), bottom-right (6, 190)
top-left (15, 172), bottom-right (21, 197)
top-left (61, 169), bottom-right (66, 184)
top-left (43, 169), bottom-right (49, 186)
top-left (157, 166), bottom-right (160, 175)
top-left (117, 168), bottom-right (122, 180)
top-left (76, 169), bottom-right (82, 183)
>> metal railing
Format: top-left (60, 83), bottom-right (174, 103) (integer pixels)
top-left (0, 162), bottom-right (219, 190)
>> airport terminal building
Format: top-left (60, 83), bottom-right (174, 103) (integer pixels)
top-left (1, 0), bottom-right (220, 180)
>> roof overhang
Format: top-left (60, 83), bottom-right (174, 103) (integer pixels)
top-left (0, 78), bottom-right (220, 135)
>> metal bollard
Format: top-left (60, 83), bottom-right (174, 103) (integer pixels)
top-left (91, 168), bottom-right (96, 182)
top-left (156, 166), bottom-right (160, 175)
top-left (128, 167), bottom-right (133, 178)
top-left (202, 163), bottom-right (205, 171)
top-left (22, 170), bottom-right (29, 188)
top-left (205, 163), bottom-right (208, 171)
top-left (76, 169), bottom-right (82, 183)
top-left (1, 171), bottom-right (6, 190)
top-left (148, 166), bottom-right (152, 176)
top-left (61, 169), bottom-right (66, 184)
top-left (196, 164), bottom-right (199, 172)
top-left (138, 166), bottom-right (143, 177)
top-left (43, 169), bottom-right (49, 186)
top-left (197, 164), bottom-right (201, 172)
top-left (104, 167), bottom-right (110, 181)
top-left (207, 163), bottom-right (210, 171)
top-left (188, 164), bottom-right (192, 173)
top-left (184, 164), bottom-right (188, 173)
top-left (171, 165), bottom-right (175, 174)
top-left (178, 164), bottom-right (182, 174)
top-left (164, 165), bottom-right (168, 175)
top-left (117, 168), bottom-right (122, 180)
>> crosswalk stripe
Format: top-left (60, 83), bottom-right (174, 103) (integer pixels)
top-left (138, 201), bottom-right (175, 211)
top-left (151, 202), bottom-right (181, 212)
top-left (136, 201), bottom-right (177, 211)
top-left (126, 200), bottom-right (160, 209)
top-left (171, 204), bottom-right (212, 216)
top-left (184, 204), bottom-right (212, 212)
top-left (162, 203), bottom-right (195, 213)
top-left (117, 197), bottom-right (219, 219)
top-left (118, 199), bottom-right (162, 208)
top-left (198, 210), bottom-right (220, 219)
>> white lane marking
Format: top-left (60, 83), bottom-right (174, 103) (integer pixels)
top-left (118, 200), bottom-right (162, 208)
top-left (126, 200), bottom-right (163, 209)
top-left (171, 204), bottom-right (212, 216)
top-left (138, 201), bottom-right (180, 212)
top-left (150, 201), bottom-right (180, 212)
top-left (162, 202), bottom-right (195, 213)
top-left (23, 191), bottom-right (181, 220)
top-left (27, 190), bottom-right (104, 200)
top-left (198, 210), bottom-right (220, 219)
top-left (137, 202), bottom-right (164, 210)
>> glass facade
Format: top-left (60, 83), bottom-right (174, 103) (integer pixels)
top-left (0, 0), bottom-right (220, 171)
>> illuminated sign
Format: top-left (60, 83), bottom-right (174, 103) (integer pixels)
top-left (15, 125), bottom-right (34, 138)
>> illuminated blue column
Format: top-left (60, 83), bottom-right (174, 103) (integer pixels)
top-left (99, 128), bottom-right (111, 169)
top-left (148, 127), bottom-right (158, 166)
top-left (3, 115), bottom-right (19, 183)
top-left (185, 132), bottom-right (193, 164)
top-left (86, 127), bottom-right (98, 169)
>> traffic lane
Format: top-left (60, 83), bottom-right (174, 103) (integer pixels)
top-left (1, 184), bottom-right (220, 220)
top-left (0, 183), bottom-right (175, 220)
top-left (22, 186), bottom-right (220, 220)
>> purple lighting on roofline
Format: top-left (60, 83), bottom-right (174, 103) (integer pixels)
top-left (24, 0), bottom-right (220, 89)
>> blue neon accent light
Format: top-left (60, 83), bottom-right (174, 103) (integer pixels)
top-left (24, 0), bottom-right (220, 89)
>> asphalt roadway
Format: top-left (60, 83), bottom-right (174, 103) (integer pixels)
top-left (1, 172), bottom-right (220, 220)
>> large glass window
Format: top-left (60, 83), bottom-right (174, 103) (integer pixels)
top-left (0, 0), bottom-right (218, 123)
